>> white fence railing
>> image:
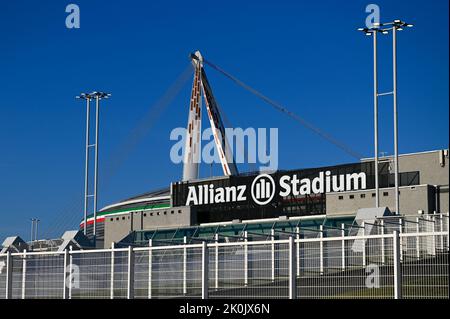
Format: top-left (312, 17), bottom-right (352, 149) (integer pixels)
top-left (0, 219), bottom-right (448, 299)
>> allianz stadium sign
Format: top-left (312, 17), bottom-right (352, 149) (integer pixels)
top-left (184, 171), bottom-right (367, 206)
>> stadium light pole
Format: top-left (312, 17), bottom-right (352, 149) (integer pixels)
top-left (392, 20), bottom-right (413, 215)
top-left (90, 91), bottom-right (111, 242)
top-left (30, 218), bottom-right (36, 242)
top-left (358, 20), bottom-right (413, 213)
top-left (357, 25), bottom-right (384, 208)
top-left (76, 93), bottom-right (93, 236)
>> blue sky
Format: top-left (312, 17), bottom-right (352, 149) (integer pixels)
top-left (0, 0), bottom-right (448, 241)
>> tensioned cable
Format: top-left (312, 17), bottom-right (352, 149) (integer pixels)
top-left (202, 58), bottom-right (364, 160)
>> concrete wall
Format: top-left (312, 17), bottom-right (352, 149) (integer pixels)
top-left (104, 206), bottom-right (196, 248)
top-left (362, 149), bottom-right (449, 186)
top-left (326, 184), bottom-right (435, 217)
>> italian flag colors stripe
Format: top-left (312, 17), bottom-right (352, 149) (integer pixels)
top-left (80, 203), bottom-right (171, 227)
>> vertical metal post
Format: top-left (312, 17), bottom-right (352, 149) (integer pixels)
top-left (244, 231), bottom-right (248, 285)
top-left (30, 219), bottom-right (35, 242)
top-left (83, 97), bottom-right (91, 235)
top-left (341, 224), bottom-right (346, 271)
top-left (446, 213), bottom-right (449, 252)
top-left (35, 220), bottom-right (39, 242)
top-left (399, 219), bottom-right (403, 262)
top-left (5, 251), bottom-right (12, 299)
top-left (440, 215), bottom-right (444, 251)
top-left (431, 215), bottom-right (436, 257)
top-left (373, 30), bottom-right (380, 208)
top-left (295, 227), bottom-right (300, 277)
top-left (69, 246), bottom-right (73, 299)
top-left (416, 217), bottom-right (420, 260)
top-left (127, 246), bottom-right (134, 299)
top-left (148, 240), bottom-right (152, 299)
top-left (63, 249), bottom-right (69, 299)
top-left (93, 96), bottom-right (100, 239)
top-left (21, 250), bottom-right (27, 299)
top-left (201, 241), bottom-right (209, 300)
top-left (392, 26), bottom-right (400, 215)
top-left (288, 236), bottom-right (296, 299)
top-left (110, 242), bottom-right (115, 299)
top-left (214, 234), bottom-right (219, 290)
top-left (319, 225), bottom-right (324, 275)
top-left (183, 236), bottom-right (187, 294)
top-left (393, 231), bottom-right (402, 299)
top-left (362, 221), bottom-right (366, 268)
top-left (271, 229), bottom-right (275, 281)
top-left (381, 220), bottom-right (385, 264)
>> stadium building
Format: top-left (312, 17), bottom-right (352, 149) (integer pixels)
top-left (2, 51), bottom-right (449, 252)
top-left (76, 52), bottom-right (449, 249)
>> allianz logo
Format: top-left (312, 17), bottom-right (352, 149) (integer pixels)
top-left (185, 171), bottom-right (367, 206)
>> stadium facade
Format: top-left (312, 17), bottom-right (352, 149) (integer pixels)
top-left (80, 149), bottom-right (449, 248)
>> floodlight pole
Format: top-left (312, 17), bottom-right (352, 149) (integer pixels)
top-left (83, 97), bottom-right (91, 235)
top-left (93, 94), bottom-right (100, 239)
top-left (392, 26), bottom-right (400, 215)
top-left (373, 30), bottom-right (379, 208)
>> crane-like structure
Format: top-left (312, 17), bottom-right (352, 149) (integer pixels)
top-left (183, 51), bottom-right (238, 181)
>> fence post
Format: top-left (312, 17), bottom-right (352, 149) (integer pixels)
top-left (288, 236), bottom-right (296, 299)
top-left (393, 231), bottom-right (402, 299)
top-left (21, 249), bottom-right (27, 299)
top-left (271, 229), bottom-right (275, 282)
top-left (446, 213), bottom-right (449, 252)
top-left (183, 236), bottom-right (187, 295)
top-left (214, 234), bottom-right (219, 290)
top-left (341, 224), bottom-right (345, 271)
top-left (430, 215), bottom-right (436, 257)
top-left (381, 220), bottom-right (385, 265)
top-left (244, 231), bottom-right (248, 286)
top-left (416, 217), bottom-right (420, 260)
top-left (201, 241), bottom-right (209, 300)
top-left (110, 242), bottom-right (115, 299)
top-left (439, 214), bottom-right (444, 251)
top-left (69, 246), bottom-right (73, 299)
top-left (362, 221), bottom-right (366, 268)
top-left (319, 225), bottom-right (324, 275)
top-left (296, 227), bottom-right (300, 277)
top-left (5, 251), bottom-right (12, 299)
top-left (148, 240), bottom-right (152, 299)
top-left (127, 246), bottom-right (134, 299)
top-left (63, 249), bottom-right (70, 299)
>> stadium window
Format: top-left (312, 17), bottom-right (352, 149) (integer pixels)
top-left (150, 213), bottom-right (153, 216)
top-left (143, 213), bottom-right (147, 217)
top-left (372, 193), bottom-right (376, 197)
top-left (122, 217), bottom-right (125, 220)
top-left (157, 212), bottom-right (160, 216)
top-left (171, 211), bottom-right (174, 214)
top-left (163, 211), bottom-right (167, 215)
top-left (178, 210), bottom-right (182, 214)
top-left (349, 195), bottom-right (354, 199)
top-left (116, 217), bottom-right (119, 221)
top-left (110, 218), bottom-right (113, 222)
top-left (383, 192), bottom-right (389, 197)
top-left (338, 196), bottom-right (344, 200)
top-left (360, 194), bottom-right (366, 198)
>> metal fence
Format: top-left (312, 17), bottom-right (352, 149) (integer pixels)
top-left (0, 215), bottom-right (448, 299)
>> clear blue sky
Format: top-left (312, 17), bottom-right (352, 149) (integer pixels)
top-left (0, 0), bottom-right (448, 241)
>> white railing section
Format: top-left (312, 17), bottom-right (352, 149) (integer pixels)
top-left (0, 214), bottom-right (448, 299)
